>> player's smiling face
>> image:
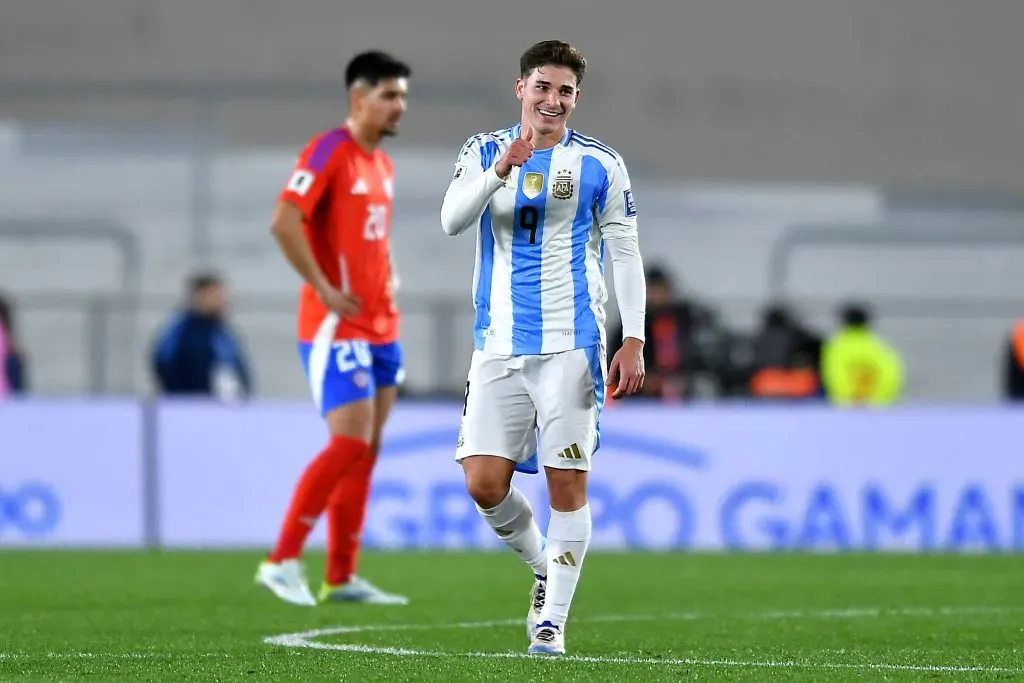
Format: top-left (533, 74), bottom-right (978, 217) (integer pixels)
top-left (357, 77), bottom-right (409, 138)
top-left (517, 65), bottom-right (579, 136)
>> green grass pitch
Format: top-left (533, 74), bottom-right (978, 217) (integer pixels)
top-left (1, 550), bottom-right (1022, 681)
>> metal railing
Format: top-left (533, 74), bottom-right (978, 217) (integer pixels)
top-left (0, 219), bottom-right (142, 393)
top-left (10, 291), bottom-right (1021, 399)
top-left (11, 291), bottom-right (468, 395)
top-left (768, 217), bottom-right (1024, 299)
top-left (0, 79), bottom-right (506, 263)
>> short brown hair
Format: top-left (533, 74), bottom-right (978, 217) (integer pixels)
top-left (519, 40), bottom-right (587, 85)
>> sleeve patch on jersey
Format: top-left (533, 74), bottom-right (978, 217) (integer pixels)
top-left (453, 164), bottom-right (467, 181)
top-left (286, 170), bottom-right (315, 196)
top-left (624, 189), bottom-right (637, 217)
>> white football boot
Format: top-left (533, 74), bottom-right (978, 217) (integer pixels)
top-left (255, 559), bottom-right (317, 606)
top-left (526, 575), bottom-right (546, 641)
top-left (527, 621), bottom-right (566, 656)
top-left (318, 575), bottom-right (409, 605)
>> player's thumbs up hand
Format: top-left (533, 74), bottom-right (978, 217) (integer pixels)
top-left (495, 125), bottom-right (534, 180)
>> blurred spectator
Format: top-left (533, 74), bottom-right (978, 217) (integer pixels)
top-left (0, 292), bottom-right (28, 397)
top-left (609, 265), bottom-right (731, 401)
top-left (745, 303), bottom-right (823, 401)
top-left (1002, 317), bottom-right (1024, 401)
top-left (151, 273), bottom-right (253, 401)
top-left (820, 302), bottom-right (903, 406)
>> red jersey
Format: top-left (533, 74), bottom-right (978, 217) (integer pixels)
top-left (279, 127), bottom-right (399, 344)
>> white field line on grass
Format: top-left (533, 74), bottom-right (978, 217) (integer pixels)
top-left (260, 605), bottom-right (1024, 674)
top-left (1, 606), bottom-right (1018, 672)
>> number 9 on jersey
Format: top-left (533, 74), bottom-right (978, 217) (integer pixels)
top-left (518, 206), bottom-right (539, 244)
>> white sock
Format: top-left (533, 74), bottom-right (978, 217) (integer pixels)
top-left (539, 504), bottom-right (592, 629)
top-left (476, 487), bottom-right (547, 577)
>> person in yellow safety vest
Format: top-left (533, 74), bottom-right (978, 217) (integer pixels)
top-left (1003, 318), bottom-right (1024, 401)
top-left (821, 303), bottom-right (904, 406)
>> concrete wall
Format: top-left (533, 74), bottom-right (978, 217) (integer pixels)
top-left (2, 0), bottom-right (1023, 190)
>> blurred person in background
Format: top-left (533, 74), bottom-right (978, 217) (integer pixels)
top-left (608, 265), bottom-right (728, 401)
top-left (1002, 317), bottom-right (1024, 401)
top-left (0, 292), bottom-right (28, 397)
top-left (745, 303), bottom-right (822, 401)
top-left (151, 272), bottom-right (253, 401)
top-left (258, 50), bottom-right (411, 607)
top-left (821, 302), bottom-right (903, 406)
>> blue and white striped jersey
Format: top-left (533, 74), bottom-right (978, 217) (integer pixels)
top-left (443, 124), bottom-right (639, 356)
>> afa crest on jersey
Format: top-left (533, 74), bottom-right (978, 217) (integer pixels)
top-left (552, 169), bottom-right (574, 200)
top-left (522, 172), bottom-right (545, 199)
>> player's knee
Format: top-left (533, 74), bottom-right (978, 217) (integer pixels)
top-left (465, 479), bottom-right (509, 510)
top-left (461, 455), bottom-right (516, 508)
top-left (546, 468), bottom-right (588, 512)
top-left (464, 472), bottom-right (510, 510)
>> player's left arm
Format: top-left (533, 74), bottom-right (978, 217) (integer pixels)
top-left (598, 157), bottom-right (646, 398)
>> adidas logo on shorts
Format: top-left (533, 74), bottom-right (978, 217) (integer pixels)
top-left (557, 443), bottom-right (583, 460)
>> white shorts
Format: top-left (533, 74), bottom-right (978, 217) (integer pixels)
top-left (454, 345), bottom-right (607, 471)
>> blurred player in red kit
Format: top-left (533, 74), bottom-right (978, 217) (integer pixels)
top-left (256, 51), bottom-right (411, 606)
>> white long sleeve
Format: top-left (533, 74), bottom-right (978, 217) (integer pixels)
top-left (604, 234), bottom-right (646, 342)
top-left (596, 154), bottom-right (646, 343)
top-left (440, 139), bottom-right (505, 236)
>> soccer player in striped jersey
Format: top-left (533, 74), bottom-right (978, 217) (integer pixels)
top-left (440, 40), bottom-right (646, 656)
top-left (257, 51), bottom-right (411, 607)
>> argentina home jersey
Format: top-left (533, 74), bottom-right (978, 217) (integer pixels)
top-left (451, 124), bottom-right (638, 356)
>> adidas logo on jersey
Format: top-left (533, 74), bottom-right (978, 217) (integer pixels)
top-left (351, 178), bottom-right (369, 194)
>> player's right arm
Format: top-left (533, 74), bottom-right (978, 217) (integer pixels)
top-left (269, 202), bottom-right (329, 292)
top-left (440, 129), bottom-right (534, 236)
top-left (271, 136), bottom-right (359, 316)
